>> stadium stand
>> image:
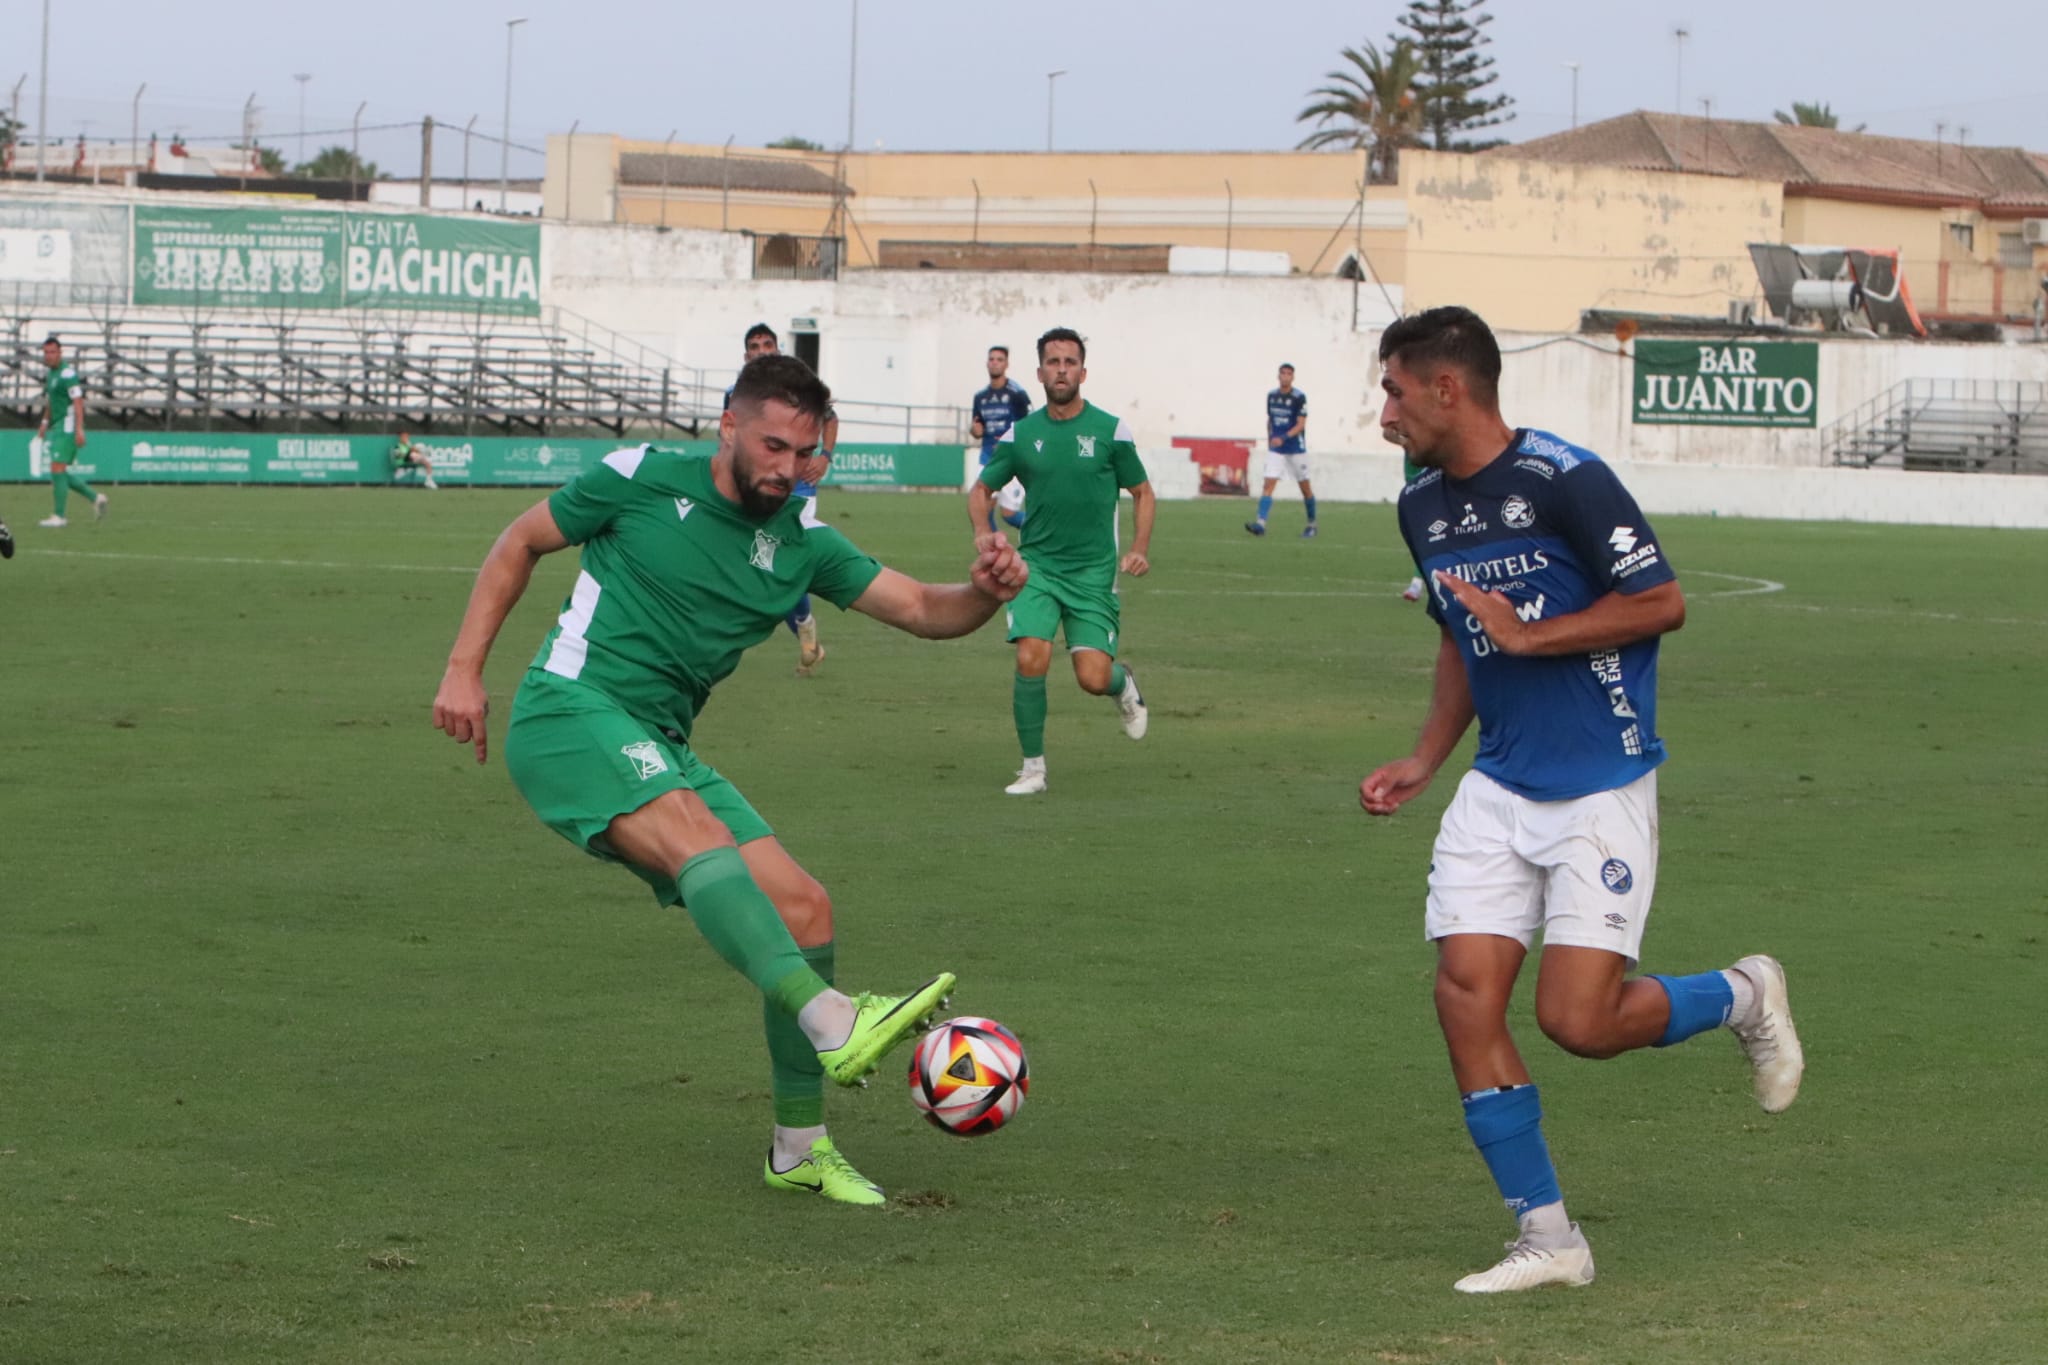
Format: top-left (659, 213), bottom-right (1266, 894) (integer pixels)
top-left (1827, 379), bottom-right (2048, 474)
top-left (0, 301), bottom-right (721, 437)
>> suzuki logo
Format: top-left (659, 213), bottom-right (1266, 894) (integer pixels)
top-left (1609, 526), bottom-right (1638, 553)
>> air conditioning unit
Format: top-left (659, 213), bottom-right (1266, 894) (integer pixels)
top-left (2022, 218), bottom-right (2048, 246)
top-left (1727, 300), bottom-right (1756, 325)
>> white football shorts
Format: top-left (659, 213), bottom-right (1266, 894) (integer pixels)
top-left (1264, 449), bottom-right (1311, 483)
top-left (1424, 768), bottom-right (1659, 966)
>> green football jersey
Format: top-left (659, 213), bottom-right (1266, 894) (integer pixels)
top-left (530, 446), bottom-right (882, 737)
top-left (44, 362), bottom-right (83, 436)
top-left (979, 401), bottom-right (1147, 589)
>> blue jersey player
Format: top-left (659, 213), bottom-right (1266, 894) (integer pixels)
top-left (970, 345), bottom-right (1032, 531)
top-left (1359, 307), bottom-right (1805, 1295)
top-left (725, 323), bottom-right (836, 675)
top-left (1245, 363), bottom-right (1316, 538)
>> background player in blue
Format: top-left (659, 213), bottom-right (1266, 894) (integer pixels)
top-left (725, 323), bottom-right (837, 675)
top-left (1358, 307), bottom-right (1805, 1294)
top-left (970, 345), bottom-right (1032, 531)
top-left (1244, 363), bottom-right (1315, 538)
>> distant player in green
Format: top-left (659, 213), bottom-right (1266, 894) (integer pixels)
top-left (390, 432), bottom-right (440, 490)
top-left (37, 336), bottom-right (107, 528)
top-left (968, 326), bottom-right (1154, 797)
top-left (432, 355), bottom-right (1030, 1205)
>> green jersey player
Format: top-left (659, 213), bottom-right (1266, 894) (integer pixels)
top-left (432, 355), bottom-right (1029, 1205)
top-left (968, 327), bottom-right (1155, 796)
top-left (37, 336), bottom-right (107, 528)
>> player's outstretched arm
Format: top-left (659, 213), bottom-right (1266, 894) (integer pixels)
top-left (850, 541), bottom-right (1028, 640)
top-left (1360, 630), bottom-right (1475, 816)
top-left (966, 481), bottom-right (997, 539)
top-left (433, 500), bottom-right (572, 764)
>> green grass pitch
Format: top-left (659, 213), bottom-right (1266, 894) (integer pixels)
top-left (2, 485), bottom-right (2044, 1363)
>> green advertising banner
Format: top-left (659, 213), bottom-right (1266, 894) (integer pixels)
top-left (0, 431), bottom-right (969, 489)
top-left (1632, 339), bottom-right (1820, 428)
top-left (132, 207), bottom-right (542, 316)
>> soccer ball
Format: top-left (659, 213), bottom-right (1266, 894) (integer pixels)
top-left (908, 1016), bottom-right (1029, 1136)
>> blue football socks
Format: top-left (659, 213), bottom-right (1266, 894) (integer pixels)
top-left (1256, 494), bottom-right (1274, 524)
top-left (1647, 970), bottom-right (1736, 1047)
top-left (1462, 1084), bottom-right (1564, 1218)
top-left (1303, 496), bottom-right (1317, 524)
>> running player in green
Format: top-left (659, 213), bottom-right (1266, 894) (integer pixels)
top-left (968, 326), bottom-right (1154, 797)
top-left (432, 355), bottom-right (1029, 1205)
top-left (389, 432), bottom-right (440, 490)
top-left (37, 336), bottom-right (107, 528)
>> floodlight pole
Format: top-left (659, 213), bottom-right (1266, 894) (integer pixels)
top-left (1673, 26), bottom-right (1689, 117)
top-left (36, 0), bottom-right (50, 181)
top-left (131, 82), bottom-right (145, 176)
top-left (500, 17), bottom-right (527, 213)
top-left (1046, 70), bottom-right (1067, 152)
top-left (1563, 62), bottom-right (1580, 130)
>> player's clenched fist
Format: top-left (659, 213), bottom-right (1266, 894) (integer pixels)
top-left (971, 536), bottom-right (1029, 601)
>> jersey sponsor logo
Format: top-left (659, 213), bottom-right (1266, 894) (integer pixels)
top-left (621, 741), bottom-right (669, 780)
top-left (1513, 457), bottom-right (1559, 481)
top-left (675, 496), bottom-right (693, 522)
top-left (1612, 542), bottom-right (1662, 579)
top-left (1077, 434), bottom-right (1097, 458)
top-left (1438, 549), bottom-right (1551, 589)
top-left (1519, 431), bottom-right (1581, 469)
top-left (1515, 593), bottom-right (1546, 623)
top-left (1608, 526), bottom-right (1639, 553)
top-left (1600, 858), bottom-right (1633, 893)
top-left (1502, 495), bottom-right (1535, 529)
top-left (1454, 503), bottom-right (1487, 535)
top-left (1620, 723), bottom-right (1644, 756)
top-left (1607, 684), bottom-right (1637, 718)
top-left (748, 529), bottom-right (781, 572)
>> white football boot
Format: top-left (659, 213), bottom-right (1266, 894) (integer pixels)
top-left (1403, 576), bottom-right (1425, 602)
top-left (94, 492), bottom-right (109, 520)
top-left (1004, 758), bottom-right (1047, 796)
top-left (37, 515), bottom-right (67, 528)
top-left (1454, 1225), bottom-right (1595, 1294)
top-left (1728, 954), bottom-right (1804, 1113)
top-left (1114, 668), bottom-right (1148, 740)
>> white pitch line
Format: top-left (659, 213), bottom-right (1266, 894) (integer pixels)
top-left (33, 548), bottom-right (477, 574)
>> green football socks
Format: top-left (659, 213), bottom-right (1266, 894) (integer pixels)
top-left (675, 847), bottom-right (828, 1018)
top-left (766, 941), bottom-right (834, 1127)
top-left (1014, 672), bottom-right (1047, 759)
top-left (52, 470), bottom-right (96, 517)
top-left (1110, 662), bottom-right (1129, 695)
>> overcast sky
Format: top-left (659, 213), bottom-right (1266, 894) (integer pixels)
top-left (16, 0), bottom-right (2046, 178)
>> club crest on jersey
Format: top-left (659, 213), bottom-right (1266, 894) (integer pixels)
top-left (1502, 495), bottom-right (1535, 529)
top-left (1600, 858), bottom-right (1633, 894)
top-left (1077, 434), bottom-right (1097, 458)
top-left (621, 741), bottom-right (669, 780)
top-left (749, 529), bottom-right (781, 572)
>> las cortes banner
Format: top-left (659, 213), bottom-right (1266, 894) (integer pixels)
top-left (0, 432), bottom-right (969, 489)
top-left (1631, 339), bottom-right (1820, 429)
top-left (132, 206), bottom-right (542, 317)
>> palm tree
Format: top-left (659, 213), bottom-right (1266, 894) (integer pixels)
top-left (1773, 101), bottom-right (1866, 133)
top-left (1295, 40), bottom-right (1424, 184)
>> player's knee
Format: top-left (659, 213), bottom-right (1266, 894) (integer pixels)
top-left (1536, 1002), bottom-right (1623, 1060)
top-left (1433, 969), bottom-right (1506, 1031)
top-left (1072, 655), bottom-right (1112, 694)
top-left (782, 876), bottom-right (835, 945)
top-left (1015, 640), bottom-right (1053, 677)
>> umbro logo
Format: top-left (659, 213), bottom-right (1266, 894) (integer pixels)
top-left (1609, 526), bottom-right (1638, 553)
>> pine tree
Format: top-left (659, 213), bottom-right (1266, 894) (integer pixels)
top-left (1396, 0), bottom-right (1514, 151)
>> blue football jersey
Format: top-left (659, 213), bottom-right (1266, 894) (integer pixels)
top-left (1397, 428), bottom-right (1678, 801)
top-left (1267, 388), bottom-right (1307, 454)
top-left (973, 383), bottom-right (1033, 459)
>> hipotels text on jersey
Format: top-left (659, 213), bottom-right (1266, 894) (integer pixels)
top-left (1436, 548), bottom-right (1551, 585)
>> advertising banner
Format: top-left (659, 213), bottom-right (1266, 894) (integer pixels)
top-left (1632, 340), bottom-right (1820, 428)
top-left (0, 432), bottom-right (972, 488)
top-left (0, 199), bottom-right (130, 305)
top-left (131, 206), bottom-right (541, 316)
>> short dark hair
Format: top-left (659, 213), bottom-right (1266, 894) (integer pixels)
top-left (743, 322), bottom-right (777, 348)
top-left (1278, 363), bottom-right (1294, 372)
top-left (43, 334), bottom-right (61, 347)
top-left (1378, 306), bottom-right (1501, 406)
top-left (987, 344), bottom-right (1009, 358)
top-left (1036, 326), bottom-right (1085, 363)
top-left (730, 354), bottom-right (832, 424)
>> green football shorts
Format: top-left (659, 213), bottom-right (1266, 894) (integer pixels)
top-left (1004, 567), bottom-right (1121, 655)
top-left (504, 669), bottom-right (773, 906)
top-left (45, 432), bottom-right (80, 464)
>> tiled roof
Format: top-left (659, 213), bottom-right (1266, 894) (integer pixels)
top-left (617, 153), bottom-right (848, 196)
top-left (1489, 112), bottom-right (2048, 208)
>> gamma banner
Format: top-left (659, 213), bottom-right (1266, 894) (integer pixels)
top-left (131, 207), bottom-right (542, 316)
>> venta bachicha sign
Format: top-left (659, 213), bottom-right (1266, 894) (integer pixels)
top-left (132, 207), bottom-right (541, 316)
top-left (1631, 340), bottom-right (1819, 429)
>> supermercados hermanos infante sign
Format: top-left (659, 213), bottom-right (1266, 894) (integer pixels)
top-left (1632, 340), bottom-right (1819, 429)
top-left (133, 207), bottom-right (540, 317)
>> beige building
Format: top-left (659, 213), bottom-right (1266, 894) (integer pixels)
top-left (542, 115), bottom-right (2048, 334)
top-left (1502, 112), bottom-right (2048, 323)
